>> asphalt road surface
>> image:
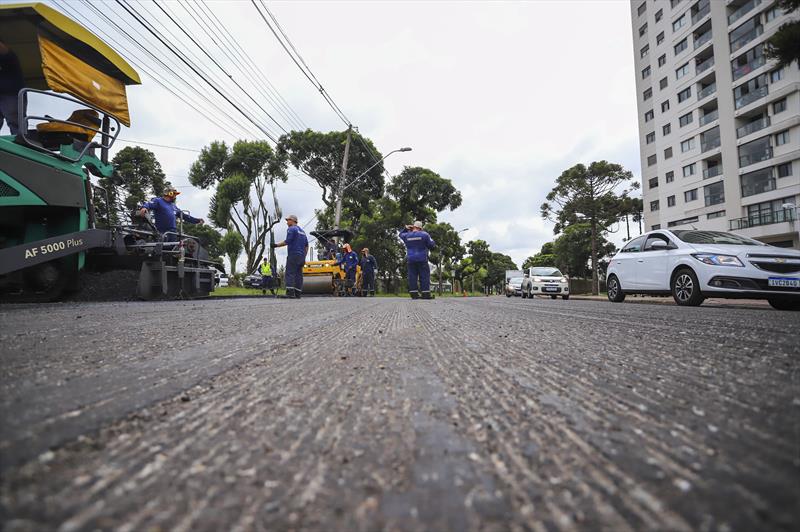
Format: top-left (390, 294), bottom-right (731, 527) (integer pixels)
top-left (1, 296), bottom-right (798, 531)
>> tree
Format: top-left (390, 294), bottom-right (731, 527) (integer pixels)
top-left (551, 224), bottom-right (616, 279)
top-left (220, 230), bottom-right (243, 275)
top-left (486, 252), bottom-right (518, 291)
top-left (619, 195), bottom-right (644, 240)
top-left (189, 140), bottom-right (287, 274)
top-left (277, 129), bottom-right (384, 232)
top-left (101, 146), bottom-right (169, 224)
top-left (522, 242), bottom-right (556, 269)
top-left (765, 0), bottom-right (800, 68)
top-left (426, 222), bottom-right (466, 293)
top-left (386, 167), bottom-right (462, 223)
top-left (182, 223), bottom-right (223, 264)
top-left (540, 161), bottom-right (638, 294)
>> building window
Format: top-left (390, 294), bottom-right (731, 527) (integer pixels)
top-left (681, 138), bottom-right (696, 152)
top-left (734, 73), bottom-right (768, 110)
top-left (731, 44), bottom-right (765, 82)
top-left (644, 87), bottom-right (653, 100)
top-left (676, 62), bottom-right (689, 79)
top-left (773, 98), bottom-right (787, 114)
top-left (650, 200), bottom-right (660, 211)
top-left (657, 31), bottom-right (665, 45)
top-left (649, 176), bottom-right (659, 189)
top-left (668, 216), bottom-right (699, 228)
top-left (638, 2), bottom-right (647, 16)
top-left (747, 197), bottom-right (796, 225)
top-left (704, 181), bottom-right (725, 206)
top-left (775, 130), bottom-right (790, 146)
top-left (707, 210), bottom-right (725, 219)
top-left (739, 135), bottom-right (773, 167)
top-left (679, 112), bottom-right (693, 127)
top-left (664, 147), bottom-right (673, 159)
top-left (647, 154), bottom-right (657, 166)
top-left (740, 167), bottom-right (776, 197)
top-left (765, 6), bottom-right (780, 22)
top-left (661, 100), bottom-right (670, 112)
top-left (658, 54), bottom-right (667, 67)
top-left (684, 188), bottom-right (698, 202)
top-left (646, 131), bottom-right (656, 144)
top-left (671, 0), bottom-right (683, 8)
top-left (668, 195), bottom-right (676, 207)
top-left (651, 224), bottom-right (661, 230)
top-left (770, 68), bottom-right (783, 83)
top-left (663, 123), bottom-right (672, 135)
top-left (642, 65), bottom-right (652, 79)
top-left (655, 8), bottom-right (663, 22)
top-left (777, 162), bottom-right (792, 178)
top-left (674, 38), bottom-right (688, 55)
top-left (660, 76), bottom-right (669, 89)
top-left (640, 23), bottom-right (648, 37)
top-left (645, 109), bottom-right (655, 122)
top-left (666, 171), bottom-right (675, 183)
top-left (677, 87), bottom-right (691, 102)
top-left (641, 44), bottom-right (650, 58)
top-left (683, 163), bottom-right (696, 177)
top-left (673, 15), bottom-right (686, 32)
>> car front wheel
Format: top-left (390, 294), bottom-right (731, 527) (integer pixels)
top-left (562, 294), bottom-right (569, 300)
top-left (607, 275), bottom-right (625, 302)
top-left (768, 298), bottom-right (800, 311)
top-left (672, 268), bottom-right (704, 306)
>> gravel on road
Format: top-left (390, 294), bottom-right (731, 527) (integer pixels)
top-left (1, 297), bottom-right (798, 531)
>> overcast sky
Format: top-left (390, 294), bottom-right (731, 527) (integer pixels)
top-left (6, 0), bottom-right (642, 270)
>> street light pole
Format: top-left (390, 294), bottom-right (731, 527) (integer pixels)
top-left (333, 126), bottom-right (352, 231)
top-left (781, 203), bottom-right (799, 249)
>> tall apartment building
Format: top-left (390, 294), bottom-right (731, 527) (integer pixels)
top-left (631, 0), bottom-right (800, 248)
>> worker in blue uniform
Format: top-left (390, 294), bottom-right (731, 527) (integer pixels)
top-left (359, 247), bottom-right (378, 297)
top-left (273, 214), bottom-right (308, 299)
top-left (336, 243), bottom-right (359, 296)
top-left (399, 220), bottom-right (436, 299)
top-left (138, 188), bottom-right (203, 241)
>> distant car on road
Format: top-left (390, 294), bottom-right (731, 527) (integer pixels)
top-left (243, 274), bottom-right (262, 289)
top-left (215, 273), bottom-right (229, 288)
top-left (606, 229), bottom-right (800, 310)
top-left (505, 277), bottom-right (524, 297)
top-left (522, 267), bottom-right (570, 300)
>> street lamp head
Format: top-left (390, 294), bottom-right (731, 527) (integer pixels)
top-left (399, 147), bottom-right (412, 152)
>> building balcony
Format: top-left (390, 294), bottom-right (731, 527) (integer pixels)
top-left (735, 85), bottom-right (768, 109)
top-left (729, 208), bottom-right (795, 231)
top-left (732, 54), bottom-right (766, 81)
top-left (696, 56), bottom-right (715, 74)
top-left (694, 31), bottom-right (712, 50)
top-left (739, 146), bottom-right (773, 167)
top-left (736, 116), bottom-right (770, 138)
top-left (730, 25), bottom-right (764, 53)
top-left (701, 136), bottom-right (721, 152)
top-left (699, 109), bottom-right (719, 126)
top-left (698, 82), bottom-right (717, 100)
top-left (692, 3), bottom-right (711, 25)
top-left (741, 176), bottom-right (776, 197)
top-left (703, 165), bottom-right (723, 179)
top-left (728, 0), bottom-right (761, 26)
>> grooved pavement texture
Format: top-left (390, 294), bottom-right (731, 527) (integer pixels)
top-left (0, 297), bottom-right (798, 531)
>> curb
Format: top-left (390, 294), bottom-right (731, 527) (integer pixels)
top-left (567, 294), bottom-right (772, 310)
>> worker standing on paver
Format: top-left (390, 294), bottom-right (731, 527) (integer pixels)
top-left (360, 247), bottom-right (378, 297)
top-left (259, 257), bottom-right (275, 296)
top-left (273, 215), bottom-right (308, 299)
top-left (399, 221), bottom-right (436, 299)
top-left (337, 243), bottom-right (359, 296)
top-left (138, 188), bottom-right (204, 241)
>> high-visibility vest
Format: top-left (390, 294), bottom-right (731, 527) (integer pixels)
top-left (260, 262), bottom-right (272, 276)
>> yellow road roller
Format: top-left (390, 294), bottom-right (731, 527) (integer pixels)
top-left (303, 230), bottom-right (361, 296)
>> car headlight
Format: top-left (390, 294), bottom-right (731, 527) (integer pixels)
top-left (692, 253), bottom-right (744, 267)
top-left (533, 277), bottom-right (543, 282)
top-left (559, 277), bottom-right (567, 283)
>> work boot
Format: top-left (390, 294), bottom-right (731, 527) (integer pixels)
top-left (422, 291), bottom-right (434, 300)
top-left (295, 290), bottom-right (302, 299)
top-left (262, 289), bottom-right (266, 295)
top-left (410, 291), bottom-right (420, 300)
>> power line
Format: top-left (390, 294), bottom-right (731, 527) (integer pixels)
top-left (116, 139), bottom-right (201, 152)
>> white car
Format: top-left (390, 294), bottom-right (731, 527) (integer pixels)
top-left (606, 229), bottom-right (800, 310)
top-left (521, 267), bottom-right (570, 300)
top-left (215, 273), bottom-right (229, 288)
top-left (505, 277), bottom-right (524, 297)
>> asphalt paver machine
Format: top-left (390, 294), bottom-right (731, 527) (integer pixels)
top-left (0, 3), bottom-right (217, 301)
top-left (302, 229), bottom-right (360, 296)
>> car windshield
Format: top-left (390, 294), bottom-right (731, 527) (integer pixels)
top-left (509, 277), bottom-right (524, 284)
top-left (672, 230), bottom-right (765, 246)
top-left (530, 268), bottom-right (563, 277)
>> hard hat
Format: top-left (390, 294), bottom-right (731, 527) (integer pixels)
top-left (413, 220), bottom-right (423, 228)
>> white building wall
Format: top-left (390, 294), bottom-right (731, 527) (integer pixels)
top-left (630, 0), bottom-right (800, 248)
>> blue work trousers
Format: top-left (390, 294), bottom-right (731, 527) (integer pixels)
top-left (361, 272), bottom-right (375, 294)
top-left (285, 254), bottom-right (305, 293)
top-left (407, 261), bottom-right (430, 294)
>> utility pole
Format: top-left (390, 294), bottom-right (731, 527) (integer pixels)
top-left (333, 126), bottom-right (352, 230)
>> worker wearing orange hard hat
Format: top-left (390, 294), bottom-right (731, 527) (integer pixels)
top-left (138, 187), bottom-right (203, 238)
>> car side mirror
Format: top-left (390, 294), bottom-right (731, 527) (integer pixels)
top-left (649, 240), bottom-right (670, 250)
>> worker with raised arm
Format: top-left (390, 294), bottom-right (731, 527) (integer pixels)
top-left (360, 247), bottom-right (378, 297)
top-left (399, 220), bottom-right (436, 299)
top-left (273, 214), bottom-right (308, 299)
top-left (138, 188), bottom-right (203, 241)
top-left (336, 243), bottom-right (359, 296)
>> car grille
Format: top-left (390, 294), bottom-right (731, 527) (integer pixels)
top-left (750, 261), bottom-right (800, 274)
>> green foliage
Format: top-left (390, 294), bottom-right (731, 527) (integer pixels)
top-left (765, 2), bottom-right (800, 69)
top-left (551, 224), bottom-right (616, 278)
top-left (220, 230), bottom-right (243, 275)
top-left (102, 146), bottom-right (169, 224)
top-left (486, 252), bottom-right (518, 288)
top-left (387, 167), bottom-right (462, 223)
top-left (467, 240), bottom-right (492, 270)
top-left (426, 222), bottom-right (466, 292)
top-left (182, 223), bottom-right (223, 263)
top-left (189, 140), bottom-right (287, 274)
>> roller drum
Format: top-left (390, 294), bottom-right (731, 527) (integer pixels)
top-left (303, 274), bottom-right (334, 294)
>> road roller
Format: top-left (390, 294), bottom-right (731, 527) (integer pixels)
top-left (303, 229), bottom-right (360, 296)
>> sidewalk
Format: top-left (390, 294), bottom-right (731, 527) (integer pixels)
top-left (569, 293), bottom-right (772, 309)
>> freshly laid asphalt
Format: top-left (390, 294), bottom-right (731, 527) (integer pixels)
top-left (0, 296), bottom-right (798, 531)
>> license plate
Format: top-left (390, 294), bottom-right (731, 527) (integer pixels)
top-left (768, 277), bottom-right (800, 288)
top-left (543, 286), bottom-right (558, 292)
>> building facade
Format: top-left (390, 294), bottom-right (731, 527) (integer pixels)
top-left (631, 0), bottom-right (800, 248)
